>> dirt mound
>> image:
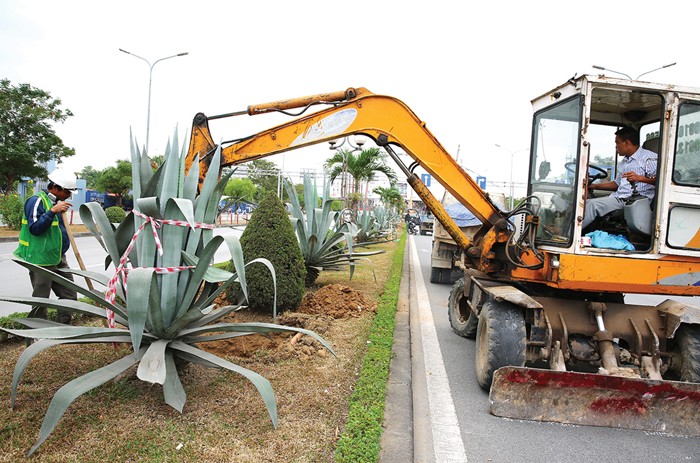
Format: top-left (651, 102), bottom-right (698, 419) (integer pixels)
top-left (296, 283), bottom-right (376, 318)
top-left (201, 284), bottom-right (374, 361)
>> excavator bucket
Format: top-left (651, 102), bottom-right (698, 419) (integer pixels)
top-left (489, 367), bottom-right (700, 437)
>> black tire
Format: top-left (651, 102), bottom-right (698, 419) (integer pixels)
top-left (430, 267), bottom-right (451, 284)
top-left (475, 300), bottom-right (526, 391)
top-left (673, 324), bottom-right (700, 382)
top-left (448, 277), bottom-right (478, 338)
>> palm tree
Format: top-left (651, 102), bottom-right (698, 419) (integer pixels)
top-left (373, 186), bottom-right (405, 215)
top-left (325, 147), bottom-right (398, 210)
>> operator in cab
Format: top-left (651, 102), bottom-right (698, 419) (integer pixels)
top-left (582, 126), bottom-right (657, 230)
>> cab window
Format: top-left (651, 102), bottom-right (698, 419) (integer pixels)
top-left (674, 103), bottom-right (700, 186)
top-left (529, 96), bottom-right (582, 246)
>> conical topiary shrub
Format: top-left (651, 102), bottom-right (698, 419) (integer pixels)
top-left (239, 190), bottom-right (306, 313)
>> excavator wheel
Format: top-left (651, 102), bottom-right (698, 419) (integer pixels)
top-left (673, 324), bottom-right (700, 382)
top-left (448, 277), bottom-right (478, 338)
top-left (475, 300), bottom-right (526, 391)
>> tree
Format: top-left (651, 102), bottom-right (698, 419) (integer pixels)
top-left (246, 159), bottom-right (280, 202)
top-left (222, 177), bottom-right (257, 212)
top-left (77, 165), bottom-right (102, 190)
top-left (0, 79), bottom-right (75, 193)
top-left (95, 160), bottom-right (132, 206)
top-left (324, 147), bottom-right (398, 210)
top-left (373, 186), bottom-right (405, 214)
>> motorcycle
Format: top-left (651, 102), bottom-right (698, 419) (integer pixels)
top-left (406, 218), bottom-right (420, 235)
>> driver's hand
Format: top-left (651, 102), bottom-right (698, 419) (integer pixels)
top-left (622, 172), bottom-right (639, 183)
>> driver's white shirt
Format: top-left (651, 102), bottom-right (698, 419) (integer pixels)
top-left (613, 147), bottom-right (658, 199)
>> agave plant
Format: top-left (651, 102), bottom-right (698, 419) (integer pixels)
top-left (284, 174), bottom-right (383, 286)
top-left (0, 131), bottom-right (334, 456)
top-left (368, 206), bottom-right (399, 241)
top-left (355, 209), bottom-right (380, 243)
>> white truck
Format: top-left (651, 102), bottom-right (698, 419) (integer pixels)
top-left (429, 192), bottom-right (505, 284)
top-left (419, 209), bottom-right (434, 235)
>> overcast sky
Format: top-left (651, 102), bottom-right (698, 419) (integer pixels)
top-left (3, 0), bottom-right (698, 200)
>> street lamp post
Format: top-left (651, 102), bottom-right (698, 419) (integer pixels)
top-left (119, 48), bottom-right (189, 154)
top-left (328, 136), bottom-right (365, 208)
top-left (495, 144), bottom-right (528, 210)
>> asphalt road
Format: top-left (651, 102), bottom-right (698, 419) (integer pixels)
top-left (407, 233), bottom-right (700, 463)
top-left (0, 227), bottom-right (243, 318)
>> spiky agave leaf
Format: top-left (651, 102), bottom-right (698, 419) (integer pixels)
top-left (27, 347), bottom-right (147, 456)
top-left (284, 174), bottom-right (384, 285)
top-left (8, 336), bottom-right (133, 408)
top-left (0, 130), bottom-right (335, 455)
top-left (1, 258), bottom-right (128, 322)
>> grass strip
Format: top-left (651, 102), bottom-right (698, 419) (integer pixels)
top-left (335, 230), bottom-right (406, 463)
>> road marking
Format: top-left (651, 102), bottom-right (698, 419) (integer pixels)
top-left (410, 237), bottom-right (468, 462)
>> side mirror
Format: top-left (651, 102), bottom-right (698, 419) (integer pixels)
top-left (538, 161), bottom-right (551, 180)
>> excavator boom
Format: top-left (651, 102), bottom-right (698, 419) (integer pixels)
top-left (186, 88), bottom-right (506, 265)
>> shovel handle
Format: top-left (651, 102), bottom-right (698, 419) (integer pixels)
top-left (62, 212), bottom-right (94, 292)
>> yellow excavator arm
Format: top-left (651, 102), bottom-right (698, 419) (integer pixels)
top-left (185, 87), bottom-right (512, 274)
top-left (184, 86), bottom-right (700, 296)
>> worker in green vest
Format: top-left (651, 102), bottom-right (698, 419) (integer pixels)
top-left (14, 168), bottom-right (78, 324)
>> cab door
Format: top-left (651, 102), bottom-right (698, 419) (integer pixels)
top-left (657, 95), bottom-right (700, 259)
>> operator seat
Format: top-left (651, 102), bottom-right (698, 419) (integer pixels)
top-left (642, 137), bottom-right (660, 154)
top-left (623, 136), bottom-right (659, 237)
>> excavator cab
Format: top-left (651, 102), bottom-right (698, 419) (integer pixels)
top-left (528, 76), bottom-right (700, 256)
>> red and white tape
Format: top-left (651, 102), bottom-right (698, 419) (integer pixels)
top-left (104, 211), bottom-right (215, 328)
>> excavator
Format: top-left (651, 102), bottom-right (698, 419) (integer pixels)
top-left (185, 75), bottom-right (700, 436)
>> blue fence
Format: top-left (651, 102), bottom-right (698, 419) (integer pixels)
top-left (85, 190), bottom-right (133, 209)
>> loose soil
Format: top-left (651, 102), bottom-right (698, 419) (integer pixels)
top-left (202, 284), bottom-right (376, 361)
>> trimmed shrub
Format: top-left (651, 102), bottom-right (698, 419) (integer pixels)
top-left (236, 191), bottom-right (306, 313)
top-left (105, 206), bottom-right (126, 223)
top-left (0, 193), bottom-right (24, 230)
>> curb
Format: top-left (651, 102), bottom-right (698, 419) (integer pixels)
top-left (379, 239), bottom-right (414, 463)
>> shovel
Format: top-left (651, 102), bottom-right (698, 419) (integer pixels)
top-left (490, 366), bottom-right (700, 437)
top-left (62, 212), bottom-right (94, 292)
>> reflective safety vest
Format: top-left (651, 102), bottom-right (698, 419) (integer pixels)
top-left (14, 191), bottom-right (63, 266)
